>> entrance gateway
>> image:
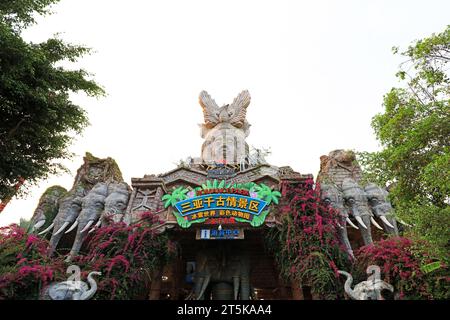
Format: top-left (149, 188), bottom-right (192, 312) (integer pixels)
top-left (127, 90), bottom-right (312, 299)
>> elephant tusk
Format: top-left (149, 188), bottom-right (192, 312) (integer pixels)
top-left (380, 216), bottom-right (395, 229)
top-left (38, 222), bottom-right (54, 235)
top-left (80, 220), bottom-right (94, 233)
top-left (397, 219), bottom-right (412, 227)
top-left (65, 220), bottom-right (78, 234)
top-left (88, 220), bottom-right (101, 234)
top-left (346, 217), bottom-right (359, 229)
top-left (53, 221), bottom-right (70, 236)
top-left (32, 220), bottom-right (46, 231)
top-left (370, 217), bottom-right (383, 230)
top-left (355, 216), bottom-right (368, 229)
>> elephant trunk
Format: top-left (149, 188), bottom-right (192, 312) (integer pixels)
top-left (79, 271), bottom-right (101, 300)
top-left (48, 222), bottom-right (68, 256)
top-left (351, 204), bottom-right (373, 245)
top-left (338, 270), bottom-right (358, 300)
top-left (351, 204), bottom-right (367, 229)
top-left (338, 223), bottom-right (354, 259)
top-left (67, 220), bottom-right (94, 261)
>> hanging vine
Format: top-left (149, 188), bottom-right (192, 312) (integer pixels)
top-left (266, 179), bottom-right (351, 299)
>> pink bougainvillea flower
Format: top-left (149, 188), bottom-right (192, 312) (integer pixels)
top-left (25, 234), bottom-right (39, 247)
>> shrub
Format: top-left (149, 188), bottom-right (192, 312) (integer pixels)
top-left (267, 179), bottom-right (351, 299)
top-left (354, 237), bottom-right (449, 299)
top-left (73, 212), bottom-right (178, 299)
top-left (0, 224), bottom-right (65, 299)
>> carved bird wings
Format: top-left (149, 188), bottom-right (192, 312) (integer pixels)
top-left (199, 90), bottom-right (251, 129)
top-left (199, 91), bottom-right (219, 128)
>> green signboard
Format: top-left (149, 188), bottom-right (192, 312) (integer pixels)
top-left (162, 180), bottom-right (281, 228)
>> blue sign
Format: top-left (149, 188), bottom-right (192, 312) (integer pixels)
top-left (197, 228), bottom-right (243, 240)
top-left (174, 194), bottom-right (268, 221)
top-left (210, 229), bottom-right (240, 238)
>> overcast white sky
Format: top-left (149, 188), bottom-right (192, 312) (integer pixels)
top-left (1, 0), bottom-right (449, 226)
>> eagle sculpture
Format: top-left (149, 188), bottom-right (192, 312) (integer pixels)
top-left (198, 90), bottom-right (251, 137)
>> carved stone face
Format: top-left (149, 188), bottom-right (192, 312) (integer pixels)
top-left (87, 166), bottom-right (104, 181)
top-left (202, 124), bottom-right (248, 164)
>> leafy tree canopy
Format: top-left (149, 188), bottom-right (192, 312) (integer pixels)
top-left (0, 0), bottom-right (105, 201)
top-left (358, 26), bottom-right (450, 260)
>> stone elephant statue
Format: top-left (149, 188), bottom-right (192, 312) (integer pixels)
top-left (64, 182), bottom-right (131, 261)
top-left (29, 186), bottom-right (67, 233)
top-left (193, 246), bottom-right (251, 300)
top-left (65, 183), bottom-right (109, 261)
top-left (100, 182), bottom-right (131, 226)
top-left (338, 265), bottom-right (394, 300)
top-left (320, 184), bottom-right (354, 258)
top-left (40, 189), bottom-right (86, 256)
top-left (364, 183), bottom-right (399, 235)
top-left (342, 178), bottom-right (374, 245)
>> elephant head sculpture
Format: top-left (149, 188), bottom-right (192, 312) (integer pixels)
top-left (193, 246), bottom-right (251, 300)
top-left (100, 182), bottom-right (130, 226)
top-left (66, 183), bottom-right (108, 261)
top-left (30, 186), bottom-right (67, 233)
top-left (42, 265), bottom-right (101, 300)
top-left (364, 183), bottom-right (399, 235)
top-left (42, 190), bottom-right (85, 256)
top-left (338, 265), bottom-right (394, 300)
top-left (342, 178), bottom-right (373, 245)
top-left (320, 184), bottom-right (354, 258)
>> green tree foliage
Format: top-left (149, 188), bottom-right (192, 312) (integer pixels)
top-left (358, 26), bottom-right (450, 260)
top-left (0, 0), bottom-right (104, 201)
